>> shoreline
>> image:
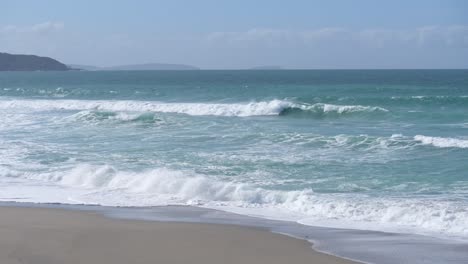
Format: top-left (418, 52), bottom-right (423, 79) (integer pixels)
top-left (0, 205), bottom-right (358, 264)
top-left (2, 202), bottom-right (468, 264)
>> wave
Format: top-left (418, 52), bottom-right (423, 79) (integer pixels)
top-left (269, 133), bottom-right (468, 154)
top-left (0, 99), bottom-right (388, 118)
top-left (390, 95), bottom-right (468, 105)
top-left (68, 110), bottom-right (160, 123)
top-left (8, 164), bottom-right (308, 206)
top-left (5, 164), bottom-right (468, 238)
top-left (291, 133), bottom-right (468, 151)
top-left (280, 103), bottom-right (388, 117)
top-left (414, 135), bottom-right (468, 149)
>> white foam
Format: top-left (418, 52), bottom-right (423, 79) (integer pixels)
top-left (414, 135), bottom-right (468, 149)
top-left (67, 110), bottom-right (158, 123)
top-left (0, 99), bottom-right (291, 117)
top-left (3, 164), bottom-right (467, 239)
top-left (308, 103), bottom-right (388, 114)
top-left (0, 99), bottom-right (388, 117)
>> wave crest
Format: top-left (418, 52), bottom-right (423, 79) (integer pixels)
top-left (11, 164), bottom-right (468, 237)
top-left (414, 135), bottom-right (468, 149)
top-left (68, 110), bottom-right (160, 123)
top-left (0, 99), bottom-right (388, 118)
top-left (282, 103), bottom-right (388, 117)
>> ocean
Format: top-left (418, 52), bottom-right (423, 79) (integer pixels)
top-left (1, 70), bottom-right (467, 241)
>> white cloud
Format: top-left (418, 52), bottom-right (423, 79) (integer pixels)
top-left (0, 22), bottom-right (66, 59)
top-left (206, 26), bottom-right (468, 48)
top-left (200, 26), bottom-right (468, 68)
top-left (30, 22), bottom-right (65, 33)
top-left (1, 21), bottom-right (64, 34)
top-left (0, 22), bottom-right (466, 68)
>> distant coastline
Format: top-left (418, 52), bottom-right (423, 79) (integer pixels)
top-left (0, 52), bottom-right (69, 71)
top-left (0, 52), bottom-right (201, 72)
top-left (0, 52), bottom-right (290, 71)
top-left (249, 66), bottom-right (283, 70)
top-left (68, 63), bottom-right (199, 71)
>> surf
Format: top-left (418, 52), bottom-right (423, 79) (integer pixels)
top-left (2, 163), bottom-right (467, 239)
top-left (414, 135), bottom-right (468, 149)
top-left (0, 99), bottom-right (389, 118)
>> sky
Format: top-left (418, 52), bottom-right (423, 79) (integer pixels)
top-left (1, 0), bottom-right (467, 69)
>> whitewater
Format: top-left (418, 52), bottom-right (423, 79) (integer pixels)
top-left (0, 99), bottom-right (388, 117)
top-left (1, 70), bottom-right (467, 244)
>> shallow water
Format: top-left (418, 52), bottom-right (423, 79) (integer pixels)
top-left (4, 202), bottom-right (468, 264)
top-left (0, 70), bottom-right (467, 241)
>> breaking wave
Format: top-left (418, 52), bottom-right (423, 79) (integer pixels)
top-left (281, 103), bottom-right (388, 117)
top-left (0, 99), bottom-right (388, 117)
top-left (390, 95), bottom-right (468, 106)
top-left (5, 164), bottom-right (468, 238)
top-left (67, 110), bottom-right (160, 123)
top-left (414, 135), bottom-right (468, 149)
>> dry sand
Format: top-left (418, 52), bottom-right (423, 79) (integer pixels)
top-left (0, 206), bottom-right (359, 264)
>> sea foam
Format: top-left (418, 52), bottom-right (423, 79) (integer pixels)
top-left (414, 135), bottom-right (468, 149)
top-left (68, 110), bottom-right (159, 123)
top-left (0, 99), bottom-right (388, 117)
top-left (6, 164), bottom-right (468, 238)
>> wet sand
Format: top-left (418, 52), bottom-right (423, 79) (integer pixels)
top-left (0, 206), bottom-right (358, 264)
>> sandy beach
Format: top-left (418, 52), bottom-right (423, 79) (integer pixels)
top-left (0, 206), bottom-right (358, 264)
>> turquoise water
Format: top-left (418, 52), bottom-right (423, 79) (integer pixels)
top-left (0, 70), bottom-right (467, 239)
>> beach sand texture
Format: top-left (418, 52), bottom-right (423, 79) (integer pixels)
top-left (0, 206), bottom-right (358, 264)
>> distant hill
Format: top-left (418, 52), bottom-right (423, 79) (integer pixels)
top-left (0, 52), bottom-right (69, 71)
top-left (102, 63), bottom-right (199, 71)
top-left (68, 63), bottom-right (199, 71)
top-left (67, 64), bottom-right (100, 71)
top-left (249, 66), bottom-right (283, 70)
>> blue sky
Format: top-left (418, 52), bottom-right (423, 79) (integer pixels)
top-left (1, 0), bottom-right (467, 68)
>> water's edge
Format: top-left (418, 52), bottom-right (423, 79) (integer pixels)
top-left (2, 201), bottom-right (467, 264)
